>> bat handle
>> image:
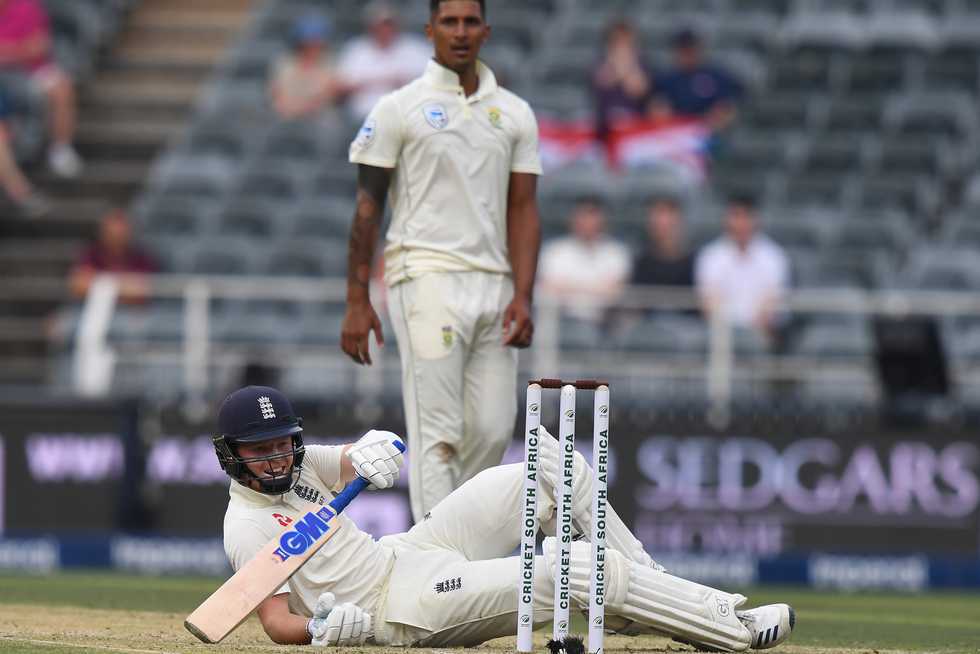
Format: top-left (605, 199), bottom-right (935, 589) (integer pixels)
top-left (328, 439), bottom-right (406, 514)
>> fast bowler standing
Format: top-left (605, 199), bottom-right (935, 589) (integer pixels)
top-left (341, 0), bottom-right (543, 522)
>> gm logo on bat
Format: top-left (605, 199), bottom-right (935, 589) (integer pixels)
top-left (273, 507), bottom-right (336, 561)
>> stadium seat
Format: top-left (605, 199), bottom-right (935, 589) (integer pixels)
top-left (762, 218), bottom-right (826, 250)
top-left (923, 42), bottom-right (980, 91)
top-left (780, 11), bottom-right (867, 51)
top-left (135, 198), bottom-right (217, 239)
top-left (214, 310), bottom-right (304, 345)
top-left (858, 173), bottom-right (939, 216)
top-left (844, 50), bottom-right (911, 95)
top-left (216, 202), bottom-right (283, 239)
top-left (191, 240), bottom-right (264, 276)
top-left (146, 156), bottom-right (237, 204)
top-left (617, 314), bottom-right (708, 354)
top-left (766, 52), bottom-right (838, 93)
top-left (866, 10), bottom-right (939, 52)
top-left (871, 137), bottom-right (949, 181)
top-left (235, 164), bottom-right (307, 203)
top-left (892, 0), bottom-right (948, 14)
top-left (884, 91), bottom-right (977, 141)
top-left (794, 318), bottom-right (873, 358)
top-left (713, 12), bottom-right (780, 56)
top-left (559, 317), bottom-right (602, 351)
top-left (904, 246), bottom-right (980, 290)
top-left (290, 199), bottom-right (354, 240)
top-left (739, 94), bottom-right (812, 135)
top-left (820, 96), bottom-right (887, 136)
top-left (799, 135), bottom-right (868, 176)
top-left (108, 304), bottom-right (186, 344)
top-left (264, 239), bottom-right (347, 277)
top-left (775, 173), bottom-right (856, 211)
top-left (728, 0), bottom-right (793, 18)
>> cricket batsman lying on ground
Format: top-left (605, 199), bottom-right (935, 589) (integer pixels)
top-left (213, 385), bottom-right (795, 650)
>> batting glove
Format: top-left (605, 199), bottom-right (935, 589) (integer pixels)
top-left (346, 429), bottom-right (405, 490)
top-left (308, 592), bottom-right (372, 647)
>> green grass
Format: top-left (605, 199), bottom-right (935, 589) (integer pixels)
top-left (1, 573), bottom-right (979, 653)
top-left (748, 587), bottom-right (980, 652)
top-left (0, 571), bottom-right (222, 613)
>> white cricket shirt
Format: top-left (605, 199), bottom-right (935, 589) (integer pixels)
top-left (337, 34), bottom-right (432, 120)
top-left (223, 445), bottom-right (394, 618)
top-left (349, 59), bottom-right (543, 287)
top-left (539, 235), bottom-right (632, 322)
top-left (695, 234), bottom-right (789, 326)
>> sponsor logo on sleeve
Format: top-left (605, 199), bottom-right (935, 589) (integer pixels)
top-left (353, 118), bottom-right (377, 150)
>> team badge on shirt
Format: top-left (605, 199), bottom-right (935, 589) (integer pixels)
top-left (424, 104), bottom-right (449, 130)
top-left (441, 325), bottom-right (453, 348)
top-left (353, 118), bottom-right (376, 149)
top-left (488, 107), bottom-right (503, 129)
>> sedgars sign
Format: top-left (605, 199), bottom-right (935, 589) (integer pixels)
top-left (629, 435), bottom-right (980, 556)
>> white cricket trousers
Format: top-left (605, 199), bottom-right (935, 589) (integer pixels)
top-left (387, 271), bottom-right (519, 522)
top-left (374, 463), bottom-right (554, 647)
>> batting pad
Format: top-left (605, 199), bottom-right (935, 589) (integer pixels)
top-left (543, 538), bottom-right (751, 652)
top-left (538, 427), bottom-right (592, 525)
top-left (538, 427), bottom-right (661, 571)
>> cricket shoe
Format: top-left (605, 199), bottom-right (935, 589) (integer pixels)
top-left (737, 603), bottom-right (795, 649)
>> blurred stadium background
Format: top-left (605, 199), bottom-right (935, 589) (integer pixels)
top-left (0, 0), bottom-right (978, 600)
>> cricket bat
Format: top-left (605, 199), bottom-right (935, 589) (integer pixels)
top-left (185, 441), bottom-right (404, 644)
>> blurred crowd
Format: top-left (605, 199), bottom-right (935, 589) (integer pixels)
top-left (540, 193), bottom-right (789, 349)
top-left (266, 2), bottom-right (430, 125)
top-left (0, 0), bottom-right (84, 216)
top-left (61, 2), bottom-right (763, 339)
top-left (264, 4), bottom-right (742, 181)
top-left (592, 21), bottom-right (742, 144)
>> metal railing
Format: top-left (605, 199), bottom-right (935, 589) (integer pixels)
top-left (73, 274), bottom-right (980, 423)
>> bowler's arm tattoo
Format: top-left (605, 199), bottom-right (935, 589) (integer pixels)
top-left (347, 165), bottom-right (392, 291)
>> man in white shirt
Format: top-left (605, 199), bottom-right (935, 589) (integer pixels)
top-left (337, 2), bottom-right (432, 121)
top-left (539, 199), bottom-right (632, 323)
top-left (215, 385), bottom-right (796, 650)
top-left (695, 196), bottom-right (789, 342)
top-left (341, 0), bottom-right (543, 522)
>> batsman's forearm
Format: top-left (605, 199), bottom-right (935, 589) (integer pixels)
top-left (508, 204), bottom-right (541, 302)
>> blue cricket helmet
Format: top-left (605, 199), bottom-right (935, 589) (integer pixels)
top-left (213, 386), bottom-right (306, 494)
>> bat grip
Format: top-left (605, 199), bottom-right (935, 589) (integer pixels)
top-left (328, 439), bottom-right (406, 514)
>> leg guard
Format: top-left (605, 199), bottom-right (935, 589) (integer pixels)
top-left (538, 426), bottom-right (662, 570)
top-left (538, 426), bottom-right (591, 524)
top-left (543, 538), bottom-right (752, 653)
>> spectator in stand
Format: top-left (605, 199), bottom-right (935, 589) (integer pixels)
top-left (0, 86), bottom-right (46, 216)
top-left (695, 196), bottom-right (788, 345)
top-left (539, 198), bottom-right (631, 324)
top-left (591, 20), bottom-right (656, 144)
top-left (69, 208), bottom-right (159, 304)
top-left (654, 28), bottom-right (742, 131)
top-left (269, 16), bottom-right (342, 121)
top-left (632, 198), bottom-right (695, 290)
top-left (337, 1), bottom-right (431, 121)
top-left (0, 0), bottom-right (83, 177)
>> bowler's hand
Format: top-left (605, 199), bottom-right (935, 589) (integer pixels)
top-left (503, 296), bottom-right (534, 348)
top-left (341, 299), bottom-right (384, 365)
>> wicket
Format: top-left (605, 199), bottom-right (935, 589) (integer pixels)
top-left (517, 379), bottom-right (610, 654)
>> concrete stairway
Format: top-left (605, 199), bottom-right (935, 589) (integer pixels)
top-left (0, 0), bottom-right (255, 388)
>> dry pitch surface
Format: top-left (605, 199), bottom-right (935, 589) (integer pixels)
top-left (0, 573), bottom-right (978, 654)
